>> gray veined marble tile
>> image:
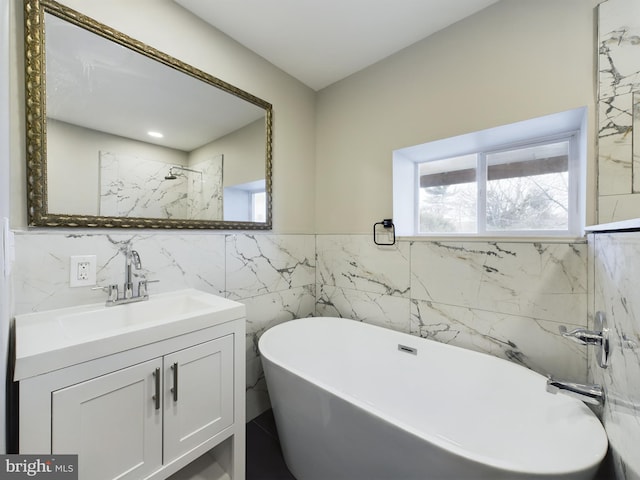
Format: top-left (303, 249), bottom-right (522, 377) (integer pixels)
top-left (246, 354), bottom-right (270, 422)
top-left (597, 0), bottom-right (640, 226)
top-left (591, 230), bottom-right (640, 480)
top-left (226, 234), bottom-right (315, 300)
top-left (12, 232), bottom-right (228, 314)
top-left (410, 241), bottom-right (587, 324)
top-left (598, 1), bottom-right (640, 100)
top-left (130, 234), bottom-right (226, 296)
top-left (13, 233), bottom-right (132, 313)
top-left (316, 284), bottom-right (412, 333)
top-left (243, 285), bottom-right (316, 358)
top-left (316, 235), bottom-right (410, 297)
top-left (410, 299), bottom-right (588, 382)
top-left (98, 152), bottom-right (224, 220)
top-left (241, 285), bottom-right (316, 421)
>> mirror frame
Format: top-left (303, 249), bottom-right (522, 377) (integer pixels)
top-left (24, 0), bottom-right (273, 229)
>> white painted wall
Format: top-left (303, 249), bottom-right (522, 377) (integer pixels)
top-left (315, 0), bottom-right (600, 233)
top-left (192, 119), bottom-right (265, 188)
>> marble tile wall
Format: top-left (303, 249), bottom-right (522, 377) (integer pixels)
top-left (12, 232), bottom-right (316, 421)
top-left (12, 231), bottom-right (590, 422)
top-left (99, 151), bottom-right (224, 220)
top-left (186, 155), bottom-right (224, 221)
top-left (317, 235), bottom-right (589, 381)
top-left (590, 231), bottom-right (640, 480)
top-left (594, 1), bottom-right (640, 476)
top-left (597, 0), bottom-right (640, 223)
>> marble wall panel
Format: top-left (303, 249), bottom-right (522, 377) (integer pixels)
top-left (599, 194), bottom-right (640, 224)
top-left (591, 232), bottom-right (640, 480)
top-left (411, 299), bottom-right (587, 381)
top-left (13, 232), bottom-right (227, 314)
top-left (410, 241), bottom-right (588, 324)
top-left (316, 235), bottom-right (410, 297)
top-left (99, 152), bottom-right (189, 219)
top-left (226, 234), bottom-right (316, 300)
top-left (316, 284), bottom-right (412, 332)
top-left (186, 155), bottom-right (224, 221)
top-left (99, 152), bottom-right (224, 220)
top-left (315, 235), bottom-right (588, 381)
top-left (243, 285), bottom-right (316, 420)
top-left (598, 0), bottom-right (640, 222)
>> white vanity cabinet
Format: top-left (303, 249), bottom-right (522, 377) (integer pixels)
top-left (14, 290), bottom-right (246, 480)
top-left (52, 358), bottom-right (164, 480)
top-left (162, 335), bottom-right (234, 464)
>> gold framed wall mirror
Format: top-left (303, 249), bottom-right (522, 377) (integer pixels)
top-left (24, 0), bottom-right (273, 229)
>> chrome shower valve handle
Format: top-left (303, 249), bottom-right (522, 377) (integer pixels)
top-left (559, 311), bottom-right (610, 369)
top-left (560, 326), bottom-right (603, 346)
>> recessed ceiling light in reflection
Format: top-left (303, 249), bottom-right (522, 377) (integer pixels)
top-left (148, 131), bottom-right (164, 138)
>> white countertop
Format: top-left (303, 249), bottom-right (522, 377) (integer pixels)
top-left (13, 289), bottom-right (245, 380)
top-left (585, 218), bottom-right (640, 232)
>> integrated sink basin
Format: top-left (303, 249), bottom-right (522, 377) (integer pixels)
top-left (57, 293), bottom-right (216, 339)
top-left (13, 289), bottom-right (245, 380)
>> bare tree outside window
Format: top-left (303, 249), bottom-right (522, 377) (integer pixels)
top-left (419, 183), bottom-right (476, 233)
top-left (418, 140), bottom-right (571, 234)
top-left (486, 172), bottom-right (568, 231)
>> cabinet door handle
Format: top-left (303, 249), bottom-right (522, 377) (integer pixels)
top-left (171, 362), bottom-right (178, 402)
top-left (153, 368), bottom-right (160, 410)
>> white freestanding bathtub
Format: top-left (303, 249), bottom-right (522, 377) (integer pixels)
top-left (259, 317), bottom-right (608, 480)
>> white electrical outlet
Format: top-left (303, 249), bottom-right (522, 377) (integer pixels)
top-left (70, 255), bottom-right (97, 287)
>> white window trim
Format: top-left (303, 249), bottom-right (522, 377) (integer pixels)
top-left (394, 107), bottom-right (587, 239)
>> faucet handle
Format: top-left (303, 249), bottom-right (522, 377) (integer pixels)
top-left (138, 279), bottom-right (159, 298)
top-left (92, 284), bottom-right (119, 303)
top-left (130, 250), bottom-right (142, 269)
top-left (559, 326), bottom-right (603, 346)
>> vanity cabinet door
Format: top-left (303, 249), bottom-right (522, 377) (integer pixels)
top-left (51, 358), bottom-right (163, 480)
top-left (163, 334), bottom-right (234, 464)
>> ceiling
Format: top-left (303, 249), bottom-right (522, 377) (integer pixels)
top-left (44, 0), bottom-right (501, 151)
top-left (46, 13), bottom-right (265, 151)
top-left (175, 0), bottom-right (500, 91)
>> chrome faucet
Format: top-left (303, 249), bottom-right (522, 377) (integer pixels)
top-left (546, 377), bottom-right (604, 405)
top-left (95, 247), bottom-right (153, 306)
top-left (125, 249), bottom-right (142, 299)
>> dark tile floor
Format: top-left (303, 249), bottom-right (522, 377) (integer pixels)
top-left (594, 451), bottom-right (616, 480)
top-left (246, 409), bottom-right (297, 480)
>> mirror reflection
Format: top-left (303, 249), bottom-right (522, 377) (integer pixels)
top-left (26, 1), bottom-right (272, 229)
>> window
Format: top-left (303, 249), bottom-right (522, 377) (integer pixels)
top-left (393, 108), bottom-right (586, 237)
top-left (419, 139), bottom-right (573, 234)
top-left (251, 190), bottom-right (267, 222)
top-left (223, 179), bottom-right (266, 222)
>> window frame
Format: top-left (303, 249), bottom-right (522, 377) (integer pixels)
top-left (412, 132), bottom-right (581, 238)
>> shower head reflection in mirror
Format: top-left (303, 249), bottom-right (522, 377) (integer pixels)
top-left (99, 151), bottom-right (223, 221)
top-left (164, 166), bottom-right (204, 181)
